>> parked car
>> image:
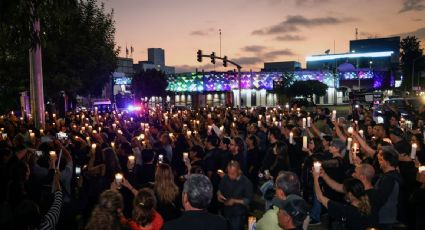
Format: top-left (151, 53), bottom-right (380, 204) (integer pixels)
top-left (373, 97), bottom-right (422, 123)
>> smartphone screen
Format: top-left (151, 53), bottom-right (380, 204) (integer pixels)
top-left (35, 151), bottom-right (43, 157)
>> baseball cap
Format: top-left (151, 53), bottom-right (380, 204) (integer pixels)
top-left (273, 195), bottom-right (309, 227)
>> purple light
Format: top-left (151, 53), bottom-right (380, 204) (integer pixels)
top-left (127, 105), bottom-right (141, 111)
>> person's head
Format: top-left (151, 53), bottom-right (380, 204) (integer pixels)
top-left (86, 190), bottom-right (124, 230)
top-left (268, 126), bottom-right (281, 143)
top-left (230, 136), bottom-right (245, 155)
top-left (329, 139), bottom-right (345, 156)
top-left (322, 135), bottom-right (332, 150)
top-left (352, 163), bottom-right (375, 184)
top-left (141, 149), bottom-right (155, 163)
top-left (154, 163), bottom-right (179, 203)
top-left (389, 115), bottom-right (399, 127)
top-left (13, 200), bottom-right (42, 230)
top-left (247, 123), bottom-right (258, 134)
top-left (205, 135), bottom-right (220, 150)
top-left (310, 137), bottom-right (324, 153)
top-left (373, 124), bottom-right (387, 139)
top-left (160, 133), bottom-right (171, 145)
top-left (118, 141), bottom-right (132, 156)
top-left (182, 174), bottom-right (213, 210)
top-left (227, 160), bottom-right (242, 180)
top-left (103, 147), bottom-right (121, 176)
top-left (190, 145), bottom-right (205, 160)
top-left (219, 136), bottom-right (231, 151)
top-left (274, 196), bottom-right (309, 230)
top-left (378, 146), bottom-right (399, 171)
top-left (389, 128), bottom-right (403, 144)
top-left (275, 171), bottom-right (301, 199)
top-left (132, 188), bottom-right (156, 227)
top-left (245, 134), bottom-right (258, 149)
top-left (343, 178), bottom-right (371, 216)
top-left (367, 125), bottom-right (374, 136)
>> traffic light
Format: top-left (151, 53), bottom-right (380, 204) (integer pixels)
top-left (223, 55), bottom-right (228, 67)
top-left (197, 50), bottom-right (202, 62)
top-left (211, 52), bottom-right (215, 64)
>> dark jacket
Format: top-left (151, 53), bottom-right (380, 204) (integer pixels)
top-left (163, 210), bottom-right (228, 230)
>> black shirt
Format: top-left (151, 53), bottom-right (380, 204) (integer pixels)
top-left (163, 210), bottom-right (228, 230)
top-left (218, 174), bottom-right (253, 217)
top-left (328, 200), bottom-right (375, 230)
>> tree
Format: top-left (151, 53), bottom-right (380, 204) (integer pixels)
top-left (131, 69), bottom-right (168, 103)
top-left (286, 80), bottom-right (328, 100)
top-left (0, 0), bottom-right (118, 113)
top-left (400, 36), bottom-right (424, 91)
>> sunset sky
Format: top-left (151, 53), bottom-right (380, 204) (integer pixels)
top-left (103, 0), bottom-right (425, 73)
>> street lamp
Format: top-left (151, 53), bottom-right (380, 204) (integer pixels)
top-left (412, 56), bottom-right (423, 93)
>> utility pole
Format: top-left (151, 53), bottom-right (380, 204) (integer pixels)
top-left (412, 56), bottom-right (422, 94)
top-left (29, 11), bottom-right (45, 128)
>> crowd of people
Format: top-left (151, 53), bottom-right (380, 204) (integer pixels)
top-left (1, 102), bottom-right (425, 230)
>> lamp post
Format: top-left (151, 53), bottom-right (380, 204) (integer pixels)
top-left (412, 56), bottom-right (423, 93)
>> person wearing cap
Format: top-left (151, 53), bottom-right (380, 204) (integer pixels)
top-left (257, 171), bottom-right (308, 230)
top-left (163, 174), bottom-right (228, 230)
top-left (388, 127), bottom-right (410, 155)
top-left (273, 195), bottom-right (309, 230)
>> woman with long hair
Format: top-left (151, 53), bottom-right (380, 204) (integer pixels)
top-left (313, 169), bottom-right (375, 230)
top-left (153, 163), bottom-right (181, 221)
top-left (121, 188), bottom-right (164, 230)
top-left (245, 134), bottom-right (260, 186)
top-left (86, 189), bottom-right (124, 230)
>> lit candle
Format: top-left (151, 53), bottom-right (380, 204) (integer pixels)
top-left (419, 166), bottom-right (425, 174)
top-left (52, 113), bottom-right (56, 118)
top-left (258, 120), bottom-right (261, 127)
top-left (86, 137), bottom-right (90, 145)
top-left (111, 141), bottom-right (115, 149)
top-left (307, 117), bottom-right (311, 127)
top-left (313, 161), bottom-right (321, 173)
top-left (303, 136), bottom-right (308, 149)
top-left (30, 133), bottom-right (35, 140)
top-left (115, 173), bottom-right (123, 187)
top-left (49, 151), bottom-right (56, 158)
top-left (91, 143), bottom-right (96, 152)
top-left (347, 137), bottom-right (352, 150)
top-left (112, 123), bottom-right (117, 129)
top-left (40, 129), bottom-right (44, 135)
top-left (347, 127), bottom-right (354, 135)
top-left (302, 118), bottom-right (306, 129)
top-left (187, 130), bottom-right (192, 136)
top-left (289, 132), bottom-right (294, 144)
top-left (352, 143), bottom-right (359, 160)
top-left (411, 143), bottom-right (417, 159)
top-left (128, 155), bottom-right (135, 169)
top-left (183, 152), bottom-right (189, 162)
top-left (159, 154), bottom-right (164, 163)
top-left (359, 130), bottom-right (364, 138)
top-left (332, 110), bottom-right (337, 121)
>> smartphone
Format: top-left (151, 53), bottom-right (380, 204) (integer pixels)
top-left (158, 154), bottom-right (164, 163)
top-left (75, 166), bottom-right (81, 177)
top-left (35, 151), bottom-right (43, 157)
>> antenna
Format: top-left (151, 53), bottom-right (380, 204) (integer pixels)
top-left (355, 28), bottom-right (358, 40)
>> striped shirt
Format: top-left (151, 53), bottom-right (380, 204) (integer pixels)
top-left (40, 191), bottom-right (63, 230)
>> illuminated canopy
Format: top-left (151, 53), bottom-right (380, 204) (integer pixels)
top-left (306, 51), bottom-right (394, 62)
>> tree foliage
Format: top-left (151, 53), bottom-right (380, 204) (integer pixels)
top-left (0, 0), bottom-right (118, 113)
top-left (400, 36), bottom-right (424, 90)
top-left (286, 80), bottom-right (328, 99)
top-left (131, 69), bottom-right (168, 101)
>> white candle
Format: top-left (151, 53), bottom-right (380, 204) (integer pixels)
top-left (258, 120), bottom-right (261, 127)
top-left (49, 151), bottom-right (56, 158)
top-left (302, 118), bottom-right (306, 129)
top-left (332, 110), bottom-right (337, 121)
top-left (183, 152), bottom-right (189, 161)
top-left (187, 130), bottom-right (192, 136)
top-left (91, 143), bottom-right (97, 152)
top-left (352, 143), bottom-right (359, 160)
top-left (359, 130), bottom-right (364, 138)
top-left (289, 132), bottom-right (294, 144)
top-left (159, 154), bottom-right (164, 163)
top-left (40, 129), bottom-right (44, 135)
top-left (115, 173), bottom-right (123, 185)
top-left (86, 137), bottom-right (90, 145)
top-left (128, 155), bottom-right (135, 169)
top-left (303, 136), bottom-right (308, 149)
top-left (307, 117), bottom-right (311, 127)
top-left (419, 166), bottom-right (425, 174)
top-left (111, 141), bottom-right (115, 149)
top-left (313, 161), bottom-right (321, 173)
top-left (259, 114), bottom-right (262, 120)
top-left (347, 127), bottom-right (354, 135)
top-left (220, 126), bottom-right (224, 132)
top-left (112, 123), bottom-right (117, 129)
top-left (347, 137), bottom-right (352, 150)
top-left (30, 133), bottom-right (35, 140)
top-left (52, 113), bottom-right (56, 118)
top-left (411, 143), bottom-right (418, 159)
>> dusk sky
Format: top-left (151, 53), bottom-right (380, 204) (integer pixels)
top-left (103, 0), bottom-right (425, 73)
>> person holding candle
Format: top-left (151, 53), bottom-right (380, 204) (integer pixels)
top-left (153, 163), bottom-right (181, 221)
top-left (86, 189), bottom-right (124, 230)
top-left (313, 170), bottom-right (374, 230)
